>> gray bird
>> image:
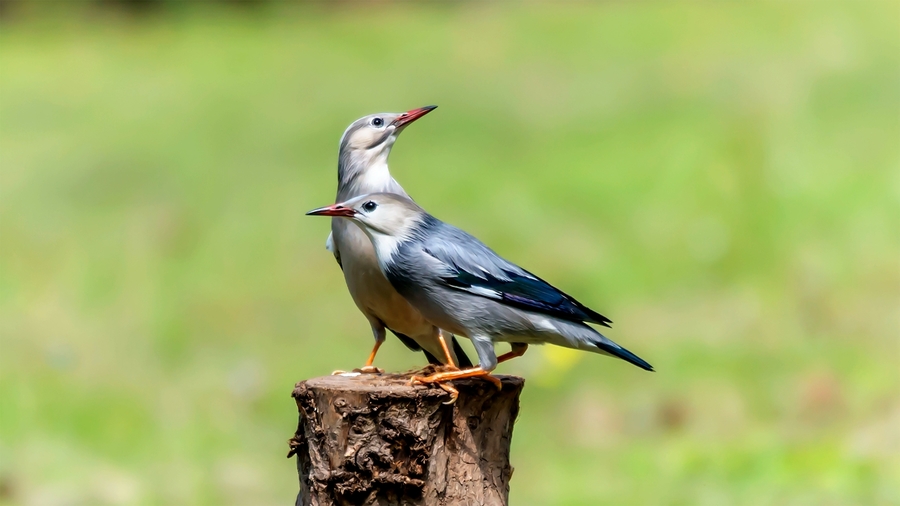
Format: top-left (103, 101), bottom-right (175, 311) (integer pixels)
top-left (307, 193), bottom-right (653, 388)
top-left (326, 107), bottom-right (472, 372)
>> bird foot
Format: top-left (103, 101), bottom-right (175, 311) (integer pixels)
top-left (436, 382), bottom-right (459, 405)
top-left (408, 375), bottom-right (459, 404)
top-left (406, 363), bottom-right (459, 378)
top-left (480, 374), bottom-right (503, 391)
top-left (409, 368), bottom-right (502, 402)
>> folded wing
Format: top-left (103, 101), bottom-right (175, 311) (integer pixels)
top-left (420, 222), bottom-right (612, 327)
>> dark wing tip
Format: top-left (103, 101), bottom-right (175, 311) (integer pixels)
top-left (595, 341), bottom-right (654, 371)
top-left (578, 304), bottom-right (613, 327)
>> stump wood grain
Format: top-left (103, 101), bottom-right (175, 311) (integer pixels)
top-left (289, 374), bottom-right (524, 506)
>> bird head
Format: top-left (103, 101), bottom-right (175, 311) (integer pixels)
top-left (307, 193), bottom-right (426, 249)
top-left (337, 106), bottom-right (437, 175)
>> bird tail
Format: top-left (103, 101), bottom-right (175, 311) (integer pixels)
top-left (556, 320), bottom-right (654, 371)
top-left (390, 330), bottom-right (423, 352)
top-left (592, 334), bottom-right (654, 371)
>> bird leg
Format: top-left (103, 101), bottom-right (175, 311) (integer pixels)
top-left (436, 329), bottom-right (460, 370)
top-left (496, 343), bottom-right (528, 364)
top-left (356, 339), bottom-right (385, 373)
top-left (409, 339), bottom-right (514, 403)
top-left (332, 329), bottom-right (385, 375)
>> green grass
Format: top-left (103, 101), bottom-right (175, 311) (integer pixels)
top-left (1, 2), bottom-right (898, 504)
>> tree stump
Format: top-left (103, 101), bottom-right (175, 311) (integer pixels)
top-left (288, 371), bottom-right (525, 506)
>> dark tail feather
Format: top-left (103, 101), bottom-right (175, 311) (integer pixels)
top-left (422, 349), bottom-right (442, 365)
top-left (390, 328), bottom-right (473, 368)
top-left (594, 340), bottom-right (654, 372)
top-left (451, 336), bottom-right (474, 368)
top-left (390, 329), bottom-right (422, 352)
top-left (424, 335), bottom-right (474, 367)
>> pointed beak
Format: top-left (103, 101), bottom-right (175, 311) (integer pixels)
top-left (391, 105), bottom-right (437, 128)
top-left (305, 203), bottom-right (356, 218)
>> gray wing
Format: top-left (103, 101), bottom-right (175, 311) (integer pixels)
top-left (325, 232), bottom-right (342, 270)
top-left (418, 221), bottom-right (612, 327)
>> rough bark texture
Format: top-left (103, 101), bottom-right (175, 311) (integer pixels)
top-left (288, 372), bottom-right (524, 506)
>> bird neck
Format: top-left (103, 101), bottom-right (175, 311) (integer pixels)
top-left (351, 222), bottom-right (401, 272)
top-left (354, 214), bottom-right (426, 273)
top-left (337, 151), bottom-right (406, 201)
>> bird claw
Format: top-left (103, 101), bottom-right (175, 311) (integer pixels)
top-left (409, 371), bottom-right (501, 402)
top-left (437, 382), bottom-right (459, 405)
top-left (409, 375), bottom-right (459, 404)
top-left (483, 374), bottom-right (503, 391)
top-left (410, 372), bottom-right (502, 389)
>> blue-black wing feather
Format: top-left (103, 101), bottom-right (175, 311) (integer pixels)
top-left (418, 219), bottom-right (612, 327)
top-left (442, 264), bottom-right (612, 327)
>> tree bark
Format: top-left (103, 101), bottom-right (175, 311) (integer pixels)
top-left (288, 372), bottom-right (525, 506)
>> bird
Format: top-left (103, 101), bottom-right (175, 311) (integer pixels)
top-left (324, 106), bottom-right (472, 373)
top-left (307, 193), bottom-right (653, 391)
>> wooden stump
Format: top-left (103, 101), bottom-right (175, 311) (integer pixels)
top-left (288, 372), bottom-right (525, 506)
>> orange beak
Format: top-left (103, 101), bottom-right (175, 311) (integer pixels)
top-left (391, 105), bottom-right (437, 128)
top-left (305, 203), bottom-right (356, 218)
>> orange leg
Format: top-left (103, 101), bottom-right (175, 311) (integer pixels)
top-left (355, 339), bottom-right (385, 373)
top-left (436, 330), bottom-right (459, 369)
top-left (496, 343), bottom-right (528, 364)
top-left (409, 343), bottom-right (526, 401)
top-left (364, 339), bottom-right (383, 367)
top-left (332, 339), bottom-right (384, 375)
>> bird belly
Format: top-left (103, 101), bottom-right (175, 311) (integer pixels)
top-left (332, 220), bottom-right (447, 357)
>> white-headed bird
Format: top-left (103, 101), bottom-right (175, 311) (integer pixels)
top-left (308, 193), bottom-right (653, 390)
top-left (326, 107), bottom-right (472, 372)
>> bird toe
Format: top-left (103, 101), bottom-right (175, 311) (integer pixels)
top-left (437, 383), bottom-right (460, 405)
top-left (483, 375), bottom-right (503, 391)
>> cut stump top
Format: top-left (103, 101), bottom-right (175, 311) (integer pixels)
top-left (290, 371), bottom-right (525, 506)
top-left (292, 372), bottom-right (525, 400)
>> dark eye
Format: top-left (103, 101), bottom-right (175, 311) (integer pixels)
top-left (362, 201), bottom-right (377, 213)
top-left (371, 117), bottom-right (384, 127)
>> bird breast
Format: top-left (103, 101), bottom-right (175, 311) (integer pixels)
top-left (331, 217), bottom-right (432, 337)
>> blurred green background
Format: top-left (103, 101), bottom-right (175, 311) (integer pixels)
top-left (1, 1), bottom-right (898, 504)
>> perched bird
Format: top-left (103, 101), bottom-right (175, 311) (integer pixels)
top-left (325, 107), bottom-right (472, 372)
top-left (307, 193), bottom-right (653, 389)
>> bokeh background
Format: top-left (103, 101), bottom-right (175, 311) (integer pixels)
top-left (1, 1), bottom-right (898, 504)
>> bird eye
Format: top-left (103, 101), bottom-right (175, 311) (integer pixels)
top-left (362, 201), bottom-right (378, 213)
top-left (371, 117), bottom-right (384, 127)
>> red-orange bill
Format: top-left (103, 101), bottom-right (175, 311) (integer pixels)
top-left (392, 105), bottom-right (437, 127)
top-left (305, 204), bottom-right (356, 217)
